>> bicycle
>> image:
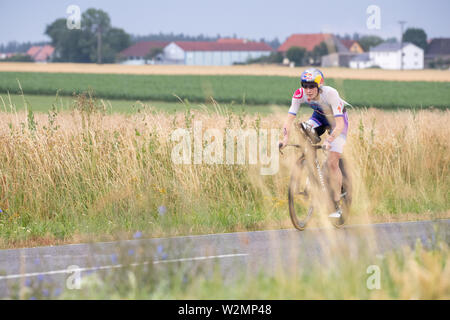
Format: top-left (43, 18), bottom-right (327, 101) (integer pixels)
top-left (279, 122), bottom-right (352, 231)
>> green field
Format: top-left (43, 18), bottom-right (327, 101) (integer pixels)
top-left (0, 72), bottom-right (449, 109)
top-left (0, 93), bottom-right (289, 115)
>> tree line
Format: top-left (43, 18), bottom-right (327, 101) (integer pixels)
top-left (1, 6), bottom-right (429, 66)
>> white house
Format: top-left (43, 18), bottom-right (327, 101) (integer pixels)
top-left (350, 42), bottom-right (424, 70)
top-left (371, 42), bottom-right (424, 69)
top-left (349, 53), bottom-right (373, 69)
top-left (163, 40), bottom-right (273, 66)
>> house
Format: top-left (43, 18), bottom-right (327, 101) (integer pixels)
top-left (278, 33), bottom-right (348, 53)
top-left (349, 42), bottom-right (424, 69)
top-left (278, 33), bottom-right (349, 66)
top-left (349, 53), bottom-right (373, 69)
top-left (321, 52), bottom-right (359, 68)
top-left (369, 42), bottom-right (423, 69)
top-left (119, 41), bottom-right (170, 65)
top-left (163, 40), bottom-right (273, 65)
top-left (340, 40), bottom-right (364, 54)
top-left (425, 38), bottom-right (450, 68)
top-left (26, 45), bottom-right (54, 62)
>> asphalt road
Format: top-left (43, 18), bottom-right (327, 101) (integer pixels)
top-left (0, 219), bottom-right (448, 299)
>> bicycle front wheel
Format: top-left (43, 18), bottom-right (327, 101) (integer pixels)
top-left (288, 157), bottom-right (315, 231)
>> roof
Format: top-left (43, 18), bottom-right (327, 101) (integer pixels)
top-left (27, 45), bottom-right (54, 61)
top-left (216, 38), bottom-right (246, 44)
top-left (350, 53), bottom-right (370, 62)
top-left (278, 33), bottom-right (334, 52)
top-left (120, 41), bottom-right (170, 57)
top-left (340, 39), bottom-right (354, 49)
top-left (340, 40), bottom-right (359, 49)
top-left (27, 46), bottom-right (41, 57)
top-left (172, 41), bottom-right (273, 52)
top-left (426, 38), bottom-right (450, 55)
top-left (370, 42), bottom-right (420, 52)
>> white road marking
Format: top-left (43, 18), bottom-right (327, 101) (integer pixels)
top-left (0, 253), bottom-right (248, 281)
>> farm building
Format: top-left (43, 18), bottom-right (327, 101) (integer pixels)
top-left (27, 45), bottom-right (55, 62)
top-left (340, 40), bottom-right (364, 54)
top-left (349, 42), bottom-right (424, 70)
top-left (163, 40), bottom-right (273, 65)
top-left (349, 53), bottom-right (372, 69)
top-left (370, 42), bottom-right (423, 69)
top-left (425, 38), bottom-right (450, 68)
top-left (119, 39), bottom-right (272, 65)
top-left (278, 33), bottom-right (348, 53)
top-left (278, 33), bottom-right (350, 66)
top-left (119, 41), bottom-right (169, 65)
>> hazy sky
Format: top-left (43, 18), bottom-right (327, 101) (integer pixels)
top-left (1, 0), bottom-right (449, 44)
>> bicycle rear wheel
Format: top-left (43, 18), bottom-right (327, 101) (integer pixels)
top-left (329, 158), bottom-right (352, 228)
top-left (288, 157), bottom-right (315, 231)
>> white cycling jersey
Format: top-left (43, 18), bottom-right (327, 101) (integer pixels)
top-left (288, 85), bottom-right (348, 118)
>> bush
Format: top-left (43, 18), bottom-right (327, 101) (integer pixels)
top-left (0, 54), bottom-right (34, 62)
top-left (286, 46), bottom-right (306, 66)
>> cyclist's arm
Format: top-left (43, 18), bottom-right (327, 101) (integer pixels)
top-left (327, 117), bottom-right (344, 143)
top-left (327, 88), bottom-right (346, 142)
top-left (282, 113), bottom-right (297, 143)
top-left (282, 88), bottom-right (304, 145)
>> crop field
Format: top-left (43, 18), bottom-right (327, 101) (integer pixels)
top-left (0, 93), bottom-right (448, 248)
top-left (1, 62), bottom-right (450, 82)
top-left (1, 71), bottom-right (450, 109)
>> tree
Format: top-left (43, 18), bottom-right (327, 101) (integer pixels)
top-left (286, 47), bottom-right (306, 66)
top-left (144, 47), bottom-right (164, 63)
top-left (358, 35), bottom-right (383, 51)
top-left (82, 8), bottom-right (111, 64)
top-left (402, 28), bottom-right (427, 50)
top-left (45, 8), bottom-right (130, 63)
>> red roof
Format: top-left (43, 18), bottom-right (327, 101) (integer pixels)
top-left (173, 41), bottom-right (272, 52)
top-left (216, 38), bottom-right (245, 44)
top-left (340, 40), bottom-right (357, 49)
top-left (27, 46), bottom-right (41, 57)
top-left (120, 41), bottom-right (170, 57)
top-left (278, 33), bottom-right (333, 52)
top-left (27, 45), bottom-right (54, 61)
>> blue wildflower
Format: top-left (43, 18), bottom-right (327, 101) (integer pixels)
top-left (157, 245), bottom-right (163, 254)
top-left (0, 209), bottom-right (2, 213)
top-left (34, 258), bottom-right (40, 265)
top-left (162, 253), bottom-right (168, 260)
top-left (42, 289), bottom-right (49, 297)
top-left (133, 231), bottom-right (142, 239)
top-left (128, 249), bottom-right (135, 256)
top-left (53, 288), bottom-right (62, 297)
top-left (110, 254), bottom-right (118, 264)
top-left (158, 206), bottom-right (167, 216)
top-left (37, 274), bottom-right (45, 282)
top-left (25, 278), bottom-right (32, 287)
top-left (29, 296), bottom-right (37, 300)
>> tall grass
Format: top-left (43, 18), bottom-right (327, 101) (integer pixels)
top-left (0, 94), bottom-right (448, 247)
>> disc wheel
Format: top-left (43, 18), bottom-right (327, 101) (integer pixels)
top-left (288, 157), bottom-right (315, 231)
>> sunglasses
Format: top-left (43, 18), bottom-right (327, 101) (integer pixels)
top-left (301, 83), bottom-right (318, 89)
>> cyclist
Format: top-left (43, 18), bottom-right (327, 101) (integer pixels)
top-left (279, 68), bottom-right (349, 219)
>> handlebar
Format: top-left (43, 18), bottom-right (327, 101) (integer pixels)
top-left (279, 143), bottom-right (326, 155)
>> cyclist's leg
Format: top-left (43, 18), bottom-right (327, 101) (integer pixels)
top-left (328, 133), bottom-right (347, 203)
top-left (305, 112), bottom-right (329, 139)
